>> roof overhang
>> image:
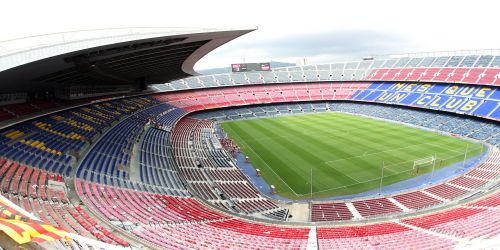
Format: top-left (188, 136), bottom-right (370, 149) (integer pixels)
top-left (0, 27), bottom-right (255, 92)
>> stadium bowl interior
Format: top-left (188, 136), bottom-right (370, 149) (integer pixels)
top-left (0, 28), bottom-right (499, 249)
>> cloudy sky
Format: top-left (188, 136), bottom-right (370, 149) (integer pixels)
top-left (1, 0), bottom-right (498, 70)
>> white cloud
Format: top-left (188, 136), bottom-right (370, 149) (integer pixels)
top-left (1, 0), bottom-right (498, 71)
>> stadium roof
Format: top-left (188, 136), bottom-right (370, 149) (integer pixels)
top-left (0, 27), bottom-right (255, 92)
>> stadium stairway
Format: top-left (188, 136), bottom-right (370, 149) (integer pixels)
top-left (307, 226), bottom-right (318, 250)
top-left (395, 221), bottom-right (463, 243)
top-left (345, 202), bottom-right (363, 219)
top-left (75, 198), bottom-right (171, 249)
top-left (387, 197), bottom-right (411, 212)
top-left (127, 124), bottom-right (147, 182)
top-left (421, 190), bottom-right (448, 202)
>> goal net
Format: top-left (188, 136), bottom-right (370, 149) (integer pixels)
top-left (412, 156), bottom-right (436, 175)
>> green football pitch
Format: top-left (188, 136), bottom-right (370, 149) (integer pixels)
top-left (221, 112), bottom-right (483, 200)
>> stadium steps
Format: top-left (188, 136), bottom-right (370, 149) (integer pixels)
top-left (421, 190), bottom-right (449, 202)
top-left (74, 102), bottom-right (153, 182)
top-left (128, 126), bottom-right (148, 182)
top-left (75, 198), bottom-right (156, 248)
top-left (446, 183), bottom-right (474, 191)
top-left (345, 202), bottom-right (363, 219)
top-left (200, 168), bottom-right (216, 186)
top-left (395, 221), bottom-right (463, 243)
top-left (465, 175), bottom-right (493, 182)
top-left (306, 226), bottom-right (318, 250)
top-left (387, 197), bottom-right (410, 212)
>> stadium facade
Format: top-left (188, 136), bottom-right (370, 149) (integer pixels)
top-left (0, 28), bottom-right (498, 249)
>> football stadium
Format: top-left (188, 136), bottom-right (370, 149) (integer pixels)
top-left (0, 2), bottom-right (499, 250)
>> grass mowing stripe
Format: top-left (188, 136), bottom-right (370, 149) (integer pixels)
top-left (221, 112), bottom-right (483, 199)
top-left (261, 118), bottom-right (383, 181)
top-left (248, 120), bottom-right (358, 192)
top-left (223, 123), bottom-right (300, 196)
top-left (259, 119), bottom-right (361, 189)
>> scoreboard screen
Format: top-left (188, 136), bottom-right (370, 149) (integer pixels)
top-left (231, 62), bottom-right (271, 72)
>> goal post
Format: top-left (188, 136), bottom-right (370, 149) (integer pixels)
top-left (412, 156), bottom-right (436, 175)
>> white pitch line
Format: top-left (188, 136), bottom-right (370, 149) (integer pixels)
top-left (323, 164), bottom-right (365, 183)
top-left (245, 128), bottom-right (352, 142)
top-left (321, 140), bottom-right (476, 185)
top-left (226, 120), bottom-right (479, 197)
top-left (224, 125), bottom-right (300, 196)
top-left (325, 139), bottom-right (467, 165)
